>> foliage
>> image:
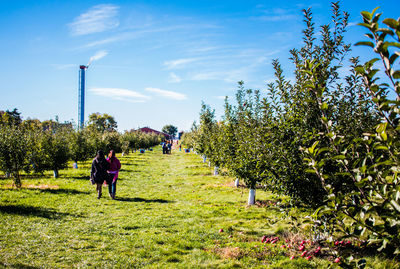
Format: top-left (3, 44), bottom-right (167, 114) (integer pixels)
top-left (67, 129), bottom-right (94, 163)
top-left (0, 125), bottom-right (28, 187)
top-left (87, 112), bottom-right (117, 133)
top-left (39, 128), bottom-right (70, 178)
top-left (101, 131), bottom-right (122, 153)
top-left (190, 2), bottom-right (374, 206)
top-left (180, 122), bottom-right (198, 149)
top-left (304, 7), bottom-right (400, 257)
top-left (161, 124), bottom-right (178, 138)
top-left (0, 108), bottom-right (22, 126)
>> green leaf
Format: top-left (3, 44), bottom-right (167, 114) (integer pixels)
top-left (389, 53), bottom-right (399, 65)
top-left (377, 28), bottom-right (394, 36)
top-left (376, 123), bottom-right (387, 133)
top-left (386, 42), bottom-right (400, 49)
top-left (393, 70), bottom-right (400, 79)
top-left (355, 41), bottom-right (374, 48)
top-left (371, 6), bottom-right (380, 17)
top-left (357, 258), bottom-right (367, 269)
top-left (361, 11), bottom-right (372, 21)
top-left (366, 58), bottom-right (380, 66)
top-left (333, 155), bottom-right (346, 160)
top-left (390, 200), bottom-right (400, 213)
top-left (380, 131), bottom-right (387, 141)
top-left (321, 102), bottom-right (328, 110)
top-left (383, 18), bottom-right (399, 29)
top-left (354, 66), bottom-right (365, 73)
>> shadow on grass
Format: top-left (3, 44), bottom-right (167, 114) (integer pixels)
top-left (120, 162), bottom-right (139, 166)
top-left (115, 197), bottom-right (173, 203)
top-left (38, 189), bottom-right (90, 195)
top-left (0, 204), bottom-right (82, 219)
top-left (66, 175), bottom-right (90, 180)
top-left (0, 187), bottom-right (90, 195)
top-left (0, 262), bottom-right (39, 269)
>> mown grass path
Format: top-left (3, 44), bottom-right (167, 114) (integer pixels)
top-left (1, 147), bottom-right (331, 268)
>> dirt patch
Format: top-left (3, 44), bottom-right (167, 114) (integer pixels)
top-left (212, 246), bottom-right (243, 259)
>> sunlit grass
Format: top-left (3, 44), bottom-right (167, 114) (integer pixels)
top-left (0, 147), bottom-right (397, 268)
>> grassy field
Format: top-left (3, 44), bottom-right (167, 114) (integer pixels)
top-left (0, 147), bottom-right (397, 268)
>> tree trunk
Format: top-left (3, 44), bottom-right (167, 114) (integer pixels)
top-left (12, 172), bottom-right (21, 188)
top-left (248, 189), bottom-right (256, 205)
top-left (234, 178), bottom-right (239, 187)
top-left (53, 169), bottom-right (59, 178)
top-left (214, 166), bottom-right (219, 176)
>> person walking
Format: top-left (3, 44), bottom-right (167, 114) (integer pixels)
top-left (107, 150), bottom-right (121, 199)
top-left (90, 150), bottom-right (110, 199)
top-left (167, 141), bottom-right (172, 154)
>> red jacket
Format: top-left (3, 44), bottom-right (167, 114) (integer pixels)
top-left (107, 157), bottom-right (121, 172)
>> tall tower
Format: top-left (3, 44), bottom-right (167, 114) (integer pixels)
top-left (78, 65), bottom-right (87, 129)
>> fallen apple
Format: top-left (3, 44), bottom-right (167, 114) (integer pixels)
top-left (334, 257), bottom-right (341, 263)
top-left (219, 228), bottom-right (223, 233)
top-left (299, 245), bottom-right (305, 251)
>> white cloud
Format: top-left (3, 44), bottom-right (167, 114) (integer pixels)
top-left (80, 26), bottom-right (187, 49)
top-left (253, 7), bottom-right (300, 22)
top-left (164, 58), bottom-right (199, 69)
top-left (190, 70), bottom-right (243, 83)
top-left (51, 64), bottom-right (76, 70)
top-left (87, 50), bottom-right (108, 66)
top-left (69, 4), bottom-right (119, 36)
top-left (348, 21), bottom-right (358, 27)
top-left (90, 88), bottom-right (150, 103)
top-left (254, 14), bottom-right (298, 22)
top-left (145, 87), bottom-right (187, 100)
top-left (168, 73), bottom-right (182, 83)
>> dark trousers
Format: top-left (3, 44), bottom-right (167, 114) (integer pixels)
top-left (108, 179), bottom-right (117, 195)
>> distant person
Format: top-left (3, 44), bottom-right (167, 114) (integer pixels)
top-left (107, 150), bottom-right (121, 199)
top-left (90, 150), bottom-right (110, 199)
top-left (167, 141), bottom-right (172, 154)
top-left (162, 141), bottom-right (167, 154)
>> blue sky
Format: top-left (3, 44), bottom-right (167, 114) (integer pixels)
top-left (0, 0), bottom-right (398, 132)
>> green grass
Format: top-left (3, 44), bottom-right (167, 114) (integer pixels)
top-left (0, 147), bottom-right (397, 268)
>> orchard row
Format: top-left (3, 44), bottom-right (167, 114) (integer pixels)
top-left (182, 5), bottom-right (400, 261)
top-left (0, 116), bottom-right (163, 187)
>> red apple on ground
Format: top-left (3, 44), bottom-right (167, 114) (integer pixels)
top-left (219, 228), bottom-right (223, 233)
top-left (334, 257), bottom-right (341, 263)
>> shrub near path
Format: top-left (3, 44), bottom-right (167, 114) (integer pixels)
top-left (0, 147), bottom-right (395, 268)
